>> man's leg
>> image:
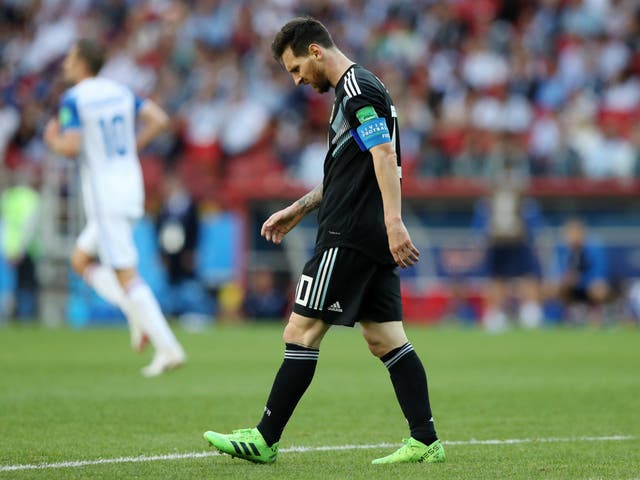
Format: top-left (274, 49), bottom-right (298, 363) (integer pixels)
top-left (204, 312), bottom-right (330, 463)
top-left (100, 215), bottom-right (184, 375)
top-left (361, 321), bottom-right (445, 464)
top-left (517, 276), bottom-right (543, 329)
top-left (257, 312), bottom-right (329, 445)
top-left (71, 247), bottom-right (147, 352)
top-left (72, 248), bottom-right (125, 309)
top-left (482, 278), bottom-right (509, 332)
top-left (118, 269), bottom-right (186, 377)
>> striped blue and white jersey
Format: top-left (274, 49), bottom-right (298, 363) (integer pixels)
top-left (58, 77), bottom-right (145, 218)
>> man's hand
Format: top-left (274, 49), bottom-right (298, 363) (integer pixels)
top-left (261, 205), bottom-right (304, 244)
top-left (386, 217), bottom-right (420, 269)
top-left (43, 118), bottom-right (60, 149)
top-left (262, 183), bottom-right (322, 244)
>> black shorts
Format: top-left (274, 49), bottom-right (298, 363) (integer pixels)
top-left (564, 286), bottom-right (591, 303)
top-left (292, 247), bottom-right (402, 327)
top-left (486, 242), bottom-right (540, 279)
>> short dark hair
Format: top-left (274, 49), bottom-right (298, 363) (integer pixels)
top-left (271, 17), bottom-right (334, 60)
top-left (75, 38), bottom-right (105, 75)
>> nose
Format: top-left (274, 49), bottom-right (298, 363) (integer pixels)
top-left (293, 73), bottom-right (303, 86)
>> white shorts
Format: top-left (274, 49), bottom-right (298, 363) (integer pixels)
top-left (76, 216), bottom-right (139, 269)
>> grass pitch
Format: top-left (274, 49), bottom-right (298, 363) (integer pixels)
top-left (0, 323), bottom-right (638, 479)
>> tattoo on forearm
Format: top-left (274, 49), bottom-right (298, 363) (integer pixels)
top-left (296, 183), bottom-right (323, 215)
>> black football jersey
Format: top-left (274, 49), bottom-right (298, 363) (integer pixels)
top-left (314, 64), bottom-right (401, 265)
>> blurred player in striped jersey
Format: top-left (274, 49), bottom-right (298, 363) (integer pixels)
top-left (44, 39), bottom-right (185, 377)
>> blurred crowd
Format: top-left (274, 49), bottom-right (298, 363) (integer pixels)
top-left (2, 0), bottom-right (640, 210)
top-left (2, 0), bottom-right (640, 326)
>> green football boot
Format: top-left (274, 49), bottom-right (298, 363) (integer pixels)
top-left (203, 428), bottom-right (278, 464)
top-left (372, 438), bottom-right (446, 464)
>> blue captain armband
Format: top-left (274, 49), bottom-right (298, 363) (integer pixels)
top-left (353, 117), bottom-right (390, 151)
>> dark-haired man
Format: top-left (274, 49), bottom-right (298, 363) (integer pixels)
top-left (44, 39), bottom-right (185, 376)
top-left (204, 17), bottom-right (445, 465)
top-left (550, 218), bottom-right (611, 321)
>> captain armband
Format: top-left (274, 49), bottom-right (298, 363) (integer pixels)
top-left (352, 117), bottom-right (391, 151)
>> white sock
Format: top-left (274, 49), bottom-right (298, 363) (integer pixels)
top-left (483, 308), bottom-right (508, 333)
top-left (519, 301), bottom-right (543, 329)
top-left (125, 277), bottom-right (184, 356)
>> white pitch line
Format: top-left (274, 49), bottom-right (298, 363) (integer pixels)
top-left (0, 452), bottom-right (217, 473)
top-left (0, 435), bottom-right (636, 473)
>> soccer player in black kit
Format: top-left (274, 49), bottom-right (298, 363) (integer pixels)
top-left (204, 17), bottom-right (446, 465)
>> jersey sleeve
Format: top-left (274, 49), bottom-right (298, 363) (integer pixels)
top-left (344, 78), bottom-right (392, 151)
top-left (134, 95), bottom-right (146, 115)
top-left (58, 91), bottom-right (81, 132)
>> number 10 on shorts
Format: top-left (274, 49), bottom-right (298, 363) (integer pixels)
top-left (295, 275), bottom-right (313, 307)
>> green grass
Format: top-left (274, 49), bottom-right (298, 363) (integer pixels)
top-left (0, 323), bottom-right (639, 479)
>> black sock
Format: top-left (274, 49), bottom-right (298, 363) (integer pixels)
top-left (257, 343), bottom-right (319, 446)
top-left (380, 342), bottom-right (438, 446)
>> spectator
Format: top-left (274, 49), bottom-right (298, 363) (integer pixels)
top-left (242, 268), bottom-right (288, 321)
top-left (157, 170), bottom-right (214, 320)
top-left (472, 162), bottom-right (544, 331)
top-left (548, 218), bottom-right (611, 323)
top-left (0, 166), bottom-right (40, 320)
top-left (3, 0), bottom-right (640, 332)
top-left (0, 96), bottom-right (20, 162)
top-left (3, 0), bottom-right (640, 186)
top-left (289, 126), bottom-right (325, 188)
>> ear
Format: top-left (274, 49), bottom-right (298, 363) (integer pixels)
top-left (308, 43), bottom-right (323, 60)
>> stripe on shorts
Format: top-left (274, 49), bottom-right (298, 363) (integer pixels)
top-left (307, 250), bottom-right (330, 310)
top-left (312, 247), bottom-right (338, 311)
top-left (319, 248), bottom-right (338, 310)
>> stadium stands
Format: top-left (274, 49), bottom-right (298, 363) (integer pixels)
top-left (2, 0), bottom-right (640, 324)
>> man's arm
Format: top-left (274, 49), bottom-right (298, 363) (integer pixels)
top-left (261, 183), bottom-right (323, 244)
top-left (370, 142), bottom-right (419, 268)
top-left (293, 183), bottom-right (323, 216)
top-left (44, 119), bottom-right (82, 158)
top-left (136, 99), bottom-right (170, 151)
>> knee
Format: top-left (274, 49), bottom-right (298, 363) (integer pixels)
top-left (282, 320), bottom-right (323, 349)
top-left (361, 323), bottom-right (408, 358)
top-left (282, 323), bottom-right (297, 344)
top-left (114, 268), bottom-right (137, 290)
top-left (70, 250), bottom-right (90, 276)
top-left (362, 331), bottom-right (391, 358)
top-left (366, 339), bottom-right (389, 358)
top-left (589, 283), bottom-right (610, 304)
top-left (283, 323), bottom-right (311, 347)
